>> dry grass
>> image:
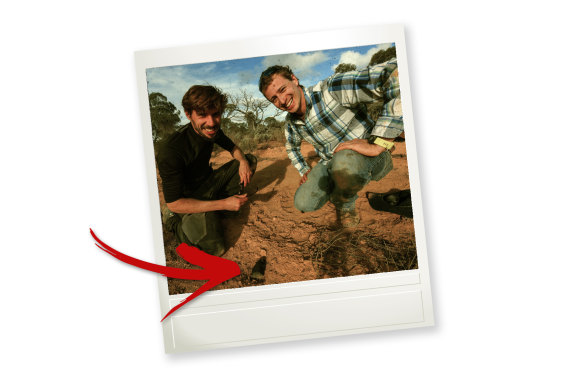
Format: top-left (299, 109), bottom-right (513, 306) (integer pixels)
top-left (164, 225), bottom-right (418, 294)
top-left (306, 228), bottom-right (418, 278)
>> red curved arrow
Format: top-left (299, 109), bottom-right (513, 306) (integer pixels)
top-left (90, 229), bottom-right (240, 321)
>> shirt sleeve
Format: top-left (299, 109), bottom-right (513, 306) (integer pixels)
top-left (157, 147), bottom-right (185, 204)
top-left (214, 129), bottom-right (236, 153)
top-left (285, 122), bottom-right (311, 176)
top-left (327, 59), bottom-right (403, 138)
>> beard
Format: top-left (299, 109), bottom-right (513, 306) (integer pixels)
top-left (193, 123), bottom-right (219, 139)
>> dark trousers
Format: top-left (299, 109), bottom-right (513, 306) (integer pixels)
top-left (175, 154), bottom-right (256, 256)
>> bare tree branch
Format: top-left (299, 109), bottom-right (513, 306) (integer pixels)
top-left (226, 91), bottom-right (273, 132)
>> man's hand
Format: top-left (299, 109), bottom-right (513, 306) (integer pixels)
top-left (334, 138), bottom-right (393, 157)
top-left (223, 194), bottom-right (248, 211)
top-left (238, 160), bottom-right (252, 187)
top-left (299, 170), bottom-right (311, 186)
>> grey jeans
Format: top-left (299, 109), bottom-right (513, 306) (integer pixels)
top-left (294, 149), bottom-right (392, 212)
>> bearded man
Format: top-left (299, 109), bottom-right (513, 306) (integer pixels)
top-left (157, 85), bottom-right (256, 256)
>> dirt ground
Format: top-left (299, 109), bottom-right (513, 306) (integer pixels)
top-left (159, 140), bottom-right (417, 295)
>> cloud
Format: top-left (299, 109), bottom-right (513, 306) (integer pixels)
top-left (261, 51), bottom-right (328, 79)
top-left (331, 43), bottom-right (393, 71)
top-left (147, 63), bottom-right (235, 121)
top-left (237, 70), bottom-right (256, 87)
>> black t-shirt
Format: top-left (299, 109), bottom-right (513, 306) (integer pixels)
top-left (157, 123), bottom-right (235, 203)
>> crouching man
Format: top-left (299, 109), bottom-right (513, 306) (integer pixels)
top-left (259, 59), bottom-right (403, 227)
top-left (157, 85), bottom-right (256, 256)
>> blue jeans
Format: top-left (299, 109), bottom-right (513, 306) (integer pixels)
top-left (294, 149), bottom-right (393, 212)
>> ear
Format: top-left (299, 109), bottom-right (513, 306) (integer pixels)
top-left (185, 110), bottom-right (192, 120)
top-left (291, 74), bottom-right (299, 85)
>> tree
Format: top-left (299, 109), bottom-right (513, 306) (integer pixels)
top-left (334, 63), bottom-right (356, 74)
top-left (368, 46), bottom-right (397, 66)
top-left (149, 92), bottom-right (181, 142)
top-left (263, 116), bottom-right (286, 142)
top-left (226, 91), bottom-right (273, 134)
top-left (263, 117), bottom-right (281, 129)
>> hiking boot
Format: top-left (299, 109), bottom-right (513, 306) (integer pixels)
top-left (366, 189), bottom-right (413, 218)
top-left (336, 208), bottom-right (360, 228)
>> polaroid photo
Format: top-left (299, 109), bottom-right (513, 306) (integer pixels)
top-left (135, 24), bottom-right (433, 353)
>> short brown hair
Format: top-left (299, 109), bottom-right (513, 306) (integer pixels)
top-left (182, 85), bottom-right (228, 116)
top-left (258, 65), bottom-right (295, 94)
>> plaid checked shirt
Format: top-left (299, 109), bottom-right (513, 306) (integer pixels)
top-left (285, 59), bottom-right (403, 176)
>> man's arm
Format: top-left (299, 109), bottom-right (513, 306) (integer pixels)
top-left (230, 145), bottom-right (252, 187)
top-left (333, 136), bottom-right (394, 156)
top-left (158, 137), bottom-right (248, 214)
top-left (166, 195), bottom-right (248, 214)
top-left (329, 59), bottom-right (403, 156)
top-left (285, 122), bottom-right (311, 176)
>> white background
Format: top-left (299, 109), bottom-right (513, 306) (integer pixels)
top-left (2, 1), bottom-right (583, 388)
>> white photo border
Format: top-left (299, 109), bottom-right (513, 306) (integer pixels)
top-left (135, 24), bottom-right (433, 353)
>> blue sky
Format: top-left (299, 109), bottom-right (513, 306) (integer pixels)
top-left (146, 42), bottom-right (394, 122)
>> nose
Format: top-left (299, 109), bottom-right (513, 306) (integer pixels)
top-left (277, 95), bottom-right (286, 107)
top-left (204, 114), bottom-right (218, 127)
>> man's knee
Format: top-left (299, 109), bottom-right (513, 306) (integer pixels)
top-left (179, 212), bottom-right (226, 256)
top-left (198, 239), bottom-right (226, 257)
top-left (294, 186), bottom-right (328, 212)
top-left (329, 150), bottom-right (368, 190)
top-left (294, 194), bottom-right (320, 213)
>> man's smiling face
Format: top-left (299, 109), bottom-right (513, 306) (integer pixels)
top-left (186, 108), bottom-right (221, 140)
top-left (262, 74), bottom-right (305, 117)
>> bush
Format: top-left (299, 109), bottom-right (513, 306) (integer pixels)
top-left (221, 117), bottom-right (286, 152)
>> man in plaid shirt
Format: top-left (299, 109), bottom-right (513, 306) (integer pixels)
top-left (259, 59), bottom-right (403, 227)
